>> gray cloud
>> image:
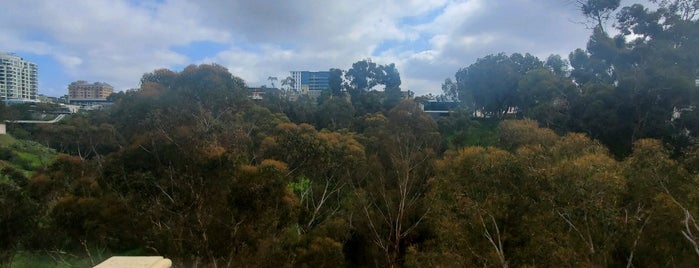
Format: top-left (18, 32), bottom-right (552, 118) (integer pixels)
top-left (1, 0), bottom-right (652, 96)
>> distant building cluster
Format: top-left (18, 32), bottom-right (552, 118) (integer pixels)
top-left (2, 53), bottom-right (426, 112)
top-left (0, 52), bottom-right (38, 101)
top-left (1, 52), bottom-right (118, 111)
top-left (250, 70), bottom-right (418, 103)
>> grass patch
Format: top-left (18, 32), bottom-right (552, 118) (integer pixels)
top-left (11, 251), bottom-right (95, 268)
top-left (0, 134), bottom-right (18, 145)
top-left (15, 151), bottom-right (50, 170)
top-left (0, 134), bottom-right (56, 176)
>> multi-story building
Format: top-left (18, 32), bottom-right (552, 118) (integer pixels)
top-left (290, 71), bottom-right (330, 92)
top-left (0, 52), bottom-right (38, 101)
top-left (68, 80), bottom-right (113, 100)
top-left (68, 81), bottom-right (114, 108)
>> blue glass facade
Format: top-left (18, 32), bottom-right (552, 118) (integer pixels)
top-left (291, 71), bottom-right (330, 91)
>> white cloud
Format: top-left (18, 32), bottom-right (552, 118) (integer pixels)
top-left (1, 0), bottom-right (229, 91)
top-left (54, 54), bottom-right (83, 69)
top-left (2, 0), bottom-right (650, 96)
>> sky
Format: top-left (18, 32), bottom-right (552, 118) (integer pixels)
top-left (0, 0), bottom-right (652, 97)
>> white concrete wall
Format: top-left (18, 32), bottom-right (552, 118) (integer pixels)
top-left (94, 256), bottom-right (172, 268)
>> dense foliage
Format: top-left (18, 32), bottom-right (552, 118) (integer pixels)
top-left (1, 1), bottom-right (699, 267)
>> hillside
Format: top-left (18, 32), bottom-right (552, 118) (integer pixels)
top-left (0, 134), bottom-right (56, 177)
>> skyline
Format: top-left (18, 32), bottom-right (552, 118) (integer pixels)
top-left (1, 0), bottom-right (651, 97)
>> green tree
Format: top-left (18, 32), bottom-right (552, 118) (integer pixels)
top-left (619, 139), bottom-right (699, 266)
top-left (316, 97), bottom-right (355, 130)
top-left (260, 122), bottom-right (365, 262)
top-left (569, 1), bottom-right (699, 156)
top-left (351, 101), bottom-right (439, 266)
top-left (414, 120), bottom-right (626, 267)
top-left (345, 59), bottom-right (405, 114)
top-left (0, 168), bottom-right (37, 267)
top-left (517, 68), bottom-right (577, 131)
top-left (454, 53), bottom-right (542, 118)
top-left (579, 0), bottom-right (621, 31)
top-left (545, 54), bottom-right (570, 77)
top-left (328, 68), bottom-right (345, 97)
top-left (381, 63), bottom-right (403, 109)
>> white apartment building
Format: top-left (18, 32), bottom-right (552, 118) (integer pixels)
top-left (0, 52), bottom-right (38, 100)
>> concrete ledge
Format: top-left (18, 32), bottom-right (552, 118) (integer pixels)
top-left (93, 256), bottom-right (172, 268)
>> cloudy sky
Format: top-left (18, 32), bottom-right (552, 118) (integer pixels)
top-left (1, 0), bottom-right (649, 97)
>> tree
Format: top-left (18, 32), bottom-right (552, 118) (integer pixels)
top-left (440, 78), bottom-right (459, 101)
top-left (346, 59), bottom-right (380, 94)
top-left (454, 53), bottom-right (542, 118)
top-left (268, 76), bottom-right (278, 88)
top-left (577, 0), bottom-right (621, 31)
top-left (530, 133), bottom-right (624, 266)
top-left (620, 139), bottom-right (699, 266)
top-left (328, 68), bottom-right (345, 97)
top-left (420, 145), bottom-right (520, 267)
top-left (517, 68), bottom-right (577, 131)
top-left (261, 123), bottom-right (364, 231)
top-left (381, 63), bottom-right (403, 109)
top-left (140, 68), bottom-right (177, 90)
top-left (33, 114), bottom-right (121, 160)
top-left (650, 0), bottom-right (699, 20)
top-left (0, 101), bottom-right (7, 121)
top-left (345, 59), bottom-right (405, 114)
top-left (0, 169), bottom-right (37, 267)
top-left (415, 120), bottom-right (626, 267)
top-left (259, 123), bottom-right (368, 265)
top-left (281, 76), bottom-right (296, 92)
top-left (352, 101), bottom-right (439, 267)
top-left (316, 97), bottom-right (355, 130)
top-left (545, 54), bottom-right (570, 77)
top-left (284, 95), bottom-right (317, 125)
top-left (568, 0), bottom-right (699, 156)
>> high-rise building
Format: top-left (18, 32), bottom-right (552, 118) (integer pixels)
top-left (0, 52), bottom-right (38, 100)
top-left (290, 71), bottom-right (330, 92)
top-left (68, 80), bottom-right (114, 101)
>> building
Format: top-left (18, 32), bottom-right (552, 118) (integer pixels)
top-left (420, 101), bottom-right (460, 118)
top-left (290, 71), bottom-right (330, 92)
top-left (68, 80), bottom-right (114, 108)
top-left (247, 86), bottom-right (280, 100)
top-left (0, 52), bottom-right (38, 101)
top-left (68, 80), bottom-right (114, 100)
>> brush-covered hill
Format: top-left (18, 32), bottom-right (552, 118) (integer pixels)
top-left (0, 133), bottom-right (56, 178)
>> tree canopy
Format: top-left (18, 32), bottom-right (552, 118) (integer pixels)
top-left (2, 1), bottom-right (699, 266)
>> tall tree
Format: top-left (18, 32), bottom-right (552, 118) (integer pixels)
top-left (344, 59), bottom-right (405, 113)
top-left (569, 1), bottom-right (699, 156)
top-left (353, 101), bottom-right (439, 267)
top-left (545, 54), bottom-right (570, 77)
top-left (650, 0), bottom-right (699, 20)
top-left (517, 67), bottom-right (577, 131)
top-left (620, 139), bottom-right (699, 266)
top-left (455, 53), bottom-right (542, 118)
top-left (380, 63), bottom-right (403, 109)
top-left (578, 0), bottom-right (622, 31)
top-left (328, 68), bottom-right (345, 97)
top-left (281, 76), bottom-right (296, 92)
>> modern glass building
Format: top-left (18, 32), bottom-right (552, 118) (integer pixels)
top-left (0, 52), bottom-right (38, 100)
top-left (290, 71), bottom-right (330, 91)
